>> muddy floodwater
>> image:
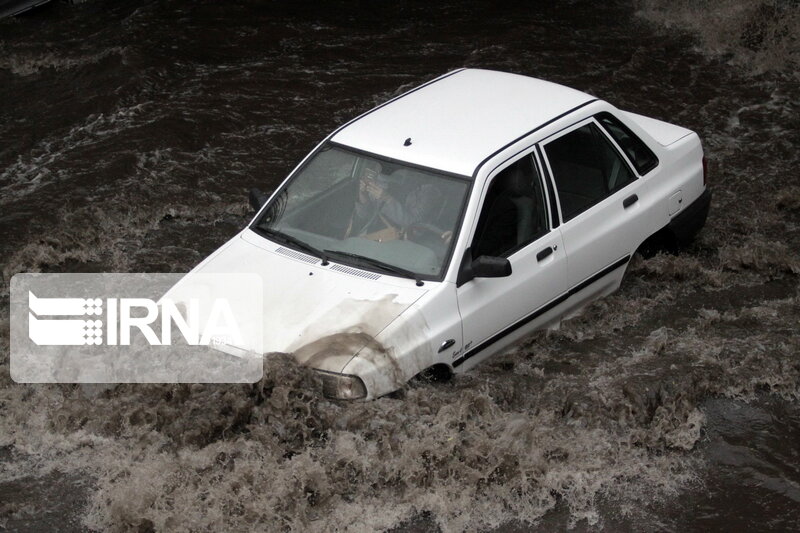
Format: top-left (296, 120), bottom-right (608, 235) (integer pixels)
top-left (1, 0), bottom-right (799, 531)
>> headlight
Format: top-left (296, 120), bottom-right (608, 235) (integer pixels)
top-left (317, 370), bottom-right (367, 400)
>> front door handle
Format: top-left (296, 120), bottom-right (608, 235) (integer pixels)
top-left (536, 246), bottom-right (553, 262)
top-left (623, 194), bottom-right (638, 208)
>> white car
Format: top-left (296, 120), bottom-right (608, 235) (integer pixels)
top-left (189, 68), bottom-right (710, 400)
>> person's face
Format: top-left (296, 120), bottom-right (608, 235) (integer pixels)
top-left (358, 167), bottom-right (384, 202)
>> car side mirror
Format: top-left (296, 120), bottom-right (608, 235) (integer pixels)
top-left (456, 248), bottom-right (512, 287)
top-left (473, 255), bottom-right (512, 277)
top-left (248, 188), bottom-right (270, 211)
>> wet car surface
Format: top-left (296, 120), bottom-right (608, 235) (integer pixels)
top-left (189, 69), bottom-right (710, 400)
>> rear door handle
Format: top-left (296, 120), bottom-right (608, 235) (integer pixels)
top-left (536, 246), bottom-right (553, 262)
top-left (623, 194), bottom-right (638, 208)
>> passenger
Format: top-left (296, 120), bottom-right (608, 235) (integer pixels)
top-left (401, 182), bottom-right (453, 245)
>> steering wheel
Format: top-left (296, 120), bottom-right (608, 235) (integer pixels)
top-left (404, 223), bottom-right (451, 245)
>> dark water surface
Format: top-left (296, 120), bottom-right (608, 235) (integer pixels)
top-left (1, 1), bottom-right (799, 531)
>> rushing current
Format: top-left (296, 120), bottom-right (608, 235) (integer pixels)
top-left (1, 1), bottom-right (798, 531)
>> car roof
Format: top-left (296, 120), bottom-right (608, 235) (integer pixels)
top-left (331, 69), bottom-right (597, 177)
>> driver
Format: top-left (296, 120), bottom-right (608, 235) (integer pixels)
top-left (347, 160), bottom-right (405, 240)
top-left (346, 161), bottom-right (452, 245)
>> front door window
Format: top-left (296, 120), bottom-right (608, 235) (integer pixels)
top-left (472, 155), bottom-right (548, 258)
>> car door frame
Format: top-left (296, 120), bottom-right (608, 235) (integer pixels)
top-left (452, 147), bottom-right (568, 371)
top-left (534, 114), bottom-right (653, 315)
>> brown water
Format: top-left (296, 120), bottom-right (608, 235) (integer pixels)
top-left (1, 0), bottom-right (799, 531)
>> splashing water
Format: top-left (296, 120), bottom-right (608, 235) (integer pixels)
top-left (1, 0), bottom-right (799, 531)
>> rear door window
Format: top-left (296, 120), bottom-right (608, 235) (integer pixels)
top-left (543, 121), bottom-right (636, 222)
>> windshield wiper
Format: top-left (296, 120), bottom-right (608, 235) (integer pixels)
top-left (323, 249), bottom-right (424, 286)
top-left (253, 226), bottom-right (329, 265)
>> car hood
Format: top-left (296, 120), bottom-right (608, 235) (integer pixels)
top-left (177, 230), bottom-right (428, 372)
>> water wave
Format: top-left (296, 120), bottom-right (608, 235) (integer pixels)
top-left (0, 46), bottom-right (125, 77)
top-left (637, 0), bottom-right (800, 79)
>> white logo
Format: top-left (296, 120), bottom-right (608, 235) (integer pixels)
top-left (28, 292), bottom-right (242, 347)
top-left (11, 273), bottom-right (264, 384)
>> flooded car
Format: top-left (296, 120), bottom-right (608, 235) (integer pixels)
top-left (186, 68), bottom-right (711, 399)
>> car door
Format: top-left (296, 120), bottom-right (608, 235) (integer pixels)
top-left (454, 152), bottom-right (567, 370)
top-left (539, 118), bottom-right (645, 292)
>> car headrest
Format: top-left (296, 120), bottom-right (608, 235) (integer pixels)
top-left (502, 163), bottom-right (533, 197)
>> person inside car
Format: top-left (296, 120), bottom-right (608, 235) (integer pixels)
top-left (346, 161), bottom-right (452, 248)
top-left (346, 160), bottom-right (405, 240)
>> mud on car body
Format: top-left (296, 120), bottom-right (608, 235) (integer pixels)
top-left (182, 69), bottom-right (711, 400)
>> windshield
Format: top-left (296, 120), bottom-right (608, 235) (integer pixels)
top-left (251, 145), bottom-right (471, 280)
